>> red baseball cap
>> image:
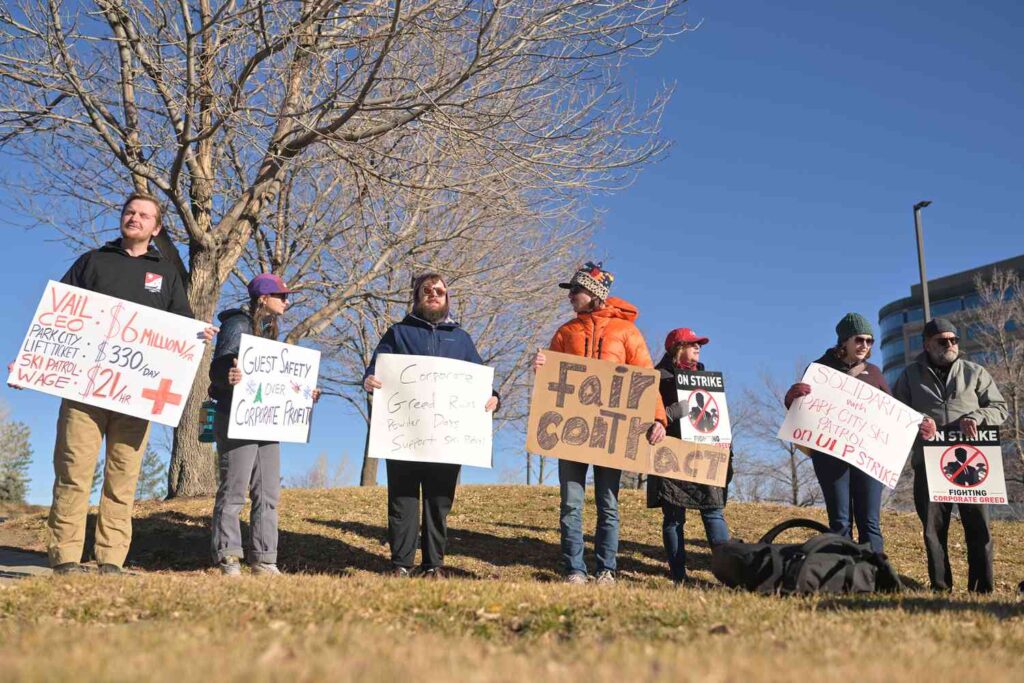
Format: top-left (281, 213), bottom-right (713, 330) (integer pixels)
top-left (664, 327), bottom-right (709, 352)
top-left (247, 273), bottom-right (292, 298)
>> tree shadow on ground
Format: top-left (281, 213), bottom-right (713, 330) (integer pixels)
top-left (817, 594), bottom-right (1024, 620)
top-left (83, 511), bottom-right (387, 575)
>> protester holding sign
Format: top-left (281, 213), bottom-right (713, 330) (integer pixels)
top-left (646, 328), bottom-right (732, 584)
top-left (208, 273), bottom-right (320, 576)
top-left (36, 192), bottom-right (216, 575)
top-left (893, 317), bottom-right (1008, 593)
top-left (364, 273), bottom-right (499, 579)
top-left (783, 313), bottom-right (893, 552)
top-left (533, 262), bottom-right (666, 585)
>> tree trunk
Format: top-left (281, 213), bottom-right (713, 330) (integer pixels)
top-left (526, 452), bottom-right (532, 485)
top-left (359, 398), bottom-right (379, 485)
top-left (166, 243), bottom-right (220, 497)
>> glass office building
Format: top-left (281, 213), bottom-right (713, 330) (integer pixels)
top-left (878, 254), bottom-right (1024, 387)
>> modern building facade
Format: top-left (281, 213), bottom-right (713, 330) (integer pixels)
top-left (878, 254), bottom-right (1024, 388)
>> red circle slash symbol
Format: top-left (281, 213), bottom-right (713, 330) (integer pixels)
top-left (142, 378), bottom-right (182, 415)
top-left (939, 444), bottom-right (989, 488)
top-left (686, 389), bottom-right (720, 434)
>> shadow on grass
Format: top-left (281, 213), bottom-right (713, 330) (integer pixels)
top-left (817, 595), bottom-right (1024, 620)
top-left (81, 510), bottom-right (388, 575)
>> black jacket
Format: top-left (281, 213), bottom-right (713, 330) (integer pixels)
top-left (60, 240), bottom-right (193, 317)
top-left (646, 354), bottom-right (732, 510)
top-left (208, 308), bottom-right (254, 413)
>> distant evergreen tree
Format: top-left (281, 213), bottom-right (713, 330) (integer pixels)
top-left (0, 419), bottom-right (32, 504)
top-left (136, 447), bottom-right (167, 500)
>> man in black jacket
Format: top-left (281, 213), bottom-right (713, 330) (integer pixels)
top-left (42, 192), bottom-right (215, 575)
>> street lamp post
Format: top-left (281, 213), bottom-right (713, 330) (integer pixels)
top-left (913, 200), bottom-right (933, 322)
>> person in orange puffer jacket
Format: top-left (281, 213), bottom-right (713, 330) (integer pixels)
top-left (533, 261), bottom-right (666, 585)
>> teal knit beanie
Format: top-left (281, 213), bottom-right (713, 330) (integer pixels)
top-left (835, 312), bottom-right (874, 344)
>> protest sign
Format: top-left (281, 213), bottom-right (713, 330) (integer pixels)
top-left (676, 370), bottom-right (732, 445)
top-left (650, 437), bottom-right (731, 487)
top-left (227, 334), bottom-right (321, 443)
top-left (368, 353), bottom-right (495, 467)
top-left (923, 427), bottom-right (1007, 505)
top-left (777, 362), bottom-right (922, 488)
top-left (7, 281), bottom-right (206, 427)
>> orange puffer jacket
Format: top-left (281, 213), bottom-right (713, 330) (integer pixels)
top-left (549, 296), bottom-right (667, 425)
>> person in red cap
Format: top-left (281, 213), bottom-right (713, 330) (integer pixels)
top-left (533, 261), bottom-right (666, 585)
top-left (207, 272), bottom-right (320, 576)
top-left (646, 328), bottom-right (732, 584)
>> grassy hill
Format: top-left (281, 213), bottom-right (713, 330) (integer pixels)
top-left (1, 485), bottom-right (1023, 681)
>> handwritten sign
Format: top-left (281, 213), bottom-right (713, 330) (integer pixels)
top-left (368, 354), bottom-right (495, 467)
top-left (676, 370), bottom-right (732, 445)
top-left (227, 334), bottom-right (321, 443)
top-left (777, 363), bottom-right (922, 488)
top-left (650, 437), bottom-right (731, 487)
top-left (924, 427), bottom-right (1007, 504)
top-left (7, 281), bottom-right (205, 427)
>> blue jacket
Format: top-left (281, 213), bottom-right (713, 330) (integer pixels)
top-left (365, 314), bottom-right (500, 408)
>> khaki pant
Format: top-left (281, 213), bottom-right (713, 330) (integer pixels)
top-left (47, 400), bottom-right (151, 567)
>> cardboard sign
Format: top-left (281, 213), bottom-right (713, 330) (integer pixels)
top-left (924, 427), bottom-right (1007, 505)
top-left (227, 334), bottom-right (321, 443)
top-left (675, 370), bottom-right (732, 444)
top-left (777, 362), bottom-right (922, 488)
top-left (7, 281), bottom-right (206, 427)
top-left (526, 350), bottom-right (729, 485)
top-left (368, 353), bottom-right (495, 467)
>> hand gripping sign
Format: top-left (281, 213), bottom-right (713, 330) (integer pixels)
top-left (923, 427), bottom-right (1007, 505)
top-left (7, 281), bottom-right (206, 427)
top-left (526, 350), bottom-right (730, 486)
top-left (676, 370), bottom-right (732, 445)
top-left (777, 362), bottom-right (922, 489)
top-left (367, 354), bottom-right (495, 468)
top-left (228, 334), bottom-right (321, 443)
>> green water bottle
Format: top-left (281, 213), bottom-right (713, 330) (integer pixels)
top-left (199, 400), bottom-right (217, 443)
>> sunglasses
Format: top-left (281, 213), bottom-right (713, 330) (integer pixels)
top-left (421, 286), bottom-right (447, 297)
top-left (569, 285), bottom-right (587, 295)
top-left (852, 336), bottom-right (874, 347)
top-left (935, 336), bottom-right (960, 347)
top-left (268, 293), bottom-right (288, 302)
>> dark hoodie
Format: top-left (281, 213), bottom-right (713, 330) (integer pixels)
top-left (208, 308), bottom-right (254, 412)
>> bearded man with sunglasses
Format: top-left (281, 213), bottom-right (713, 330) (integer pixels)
top-left (893, 317), bottom-right (1008, 593)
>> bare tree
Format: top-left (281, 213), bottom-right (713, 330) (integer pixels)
top-left (0, 0), bottom-right (689, 496)
top-left (289, 451), bottom-right (351, 488)
top-left (966, 269), bottom-right (1024, 485)
top-left (735, 370), bottom-right (820, 507)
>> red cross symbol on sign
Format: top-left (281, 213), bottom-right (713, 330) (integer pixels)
top-left (142, 378), bottom-right (182, 415)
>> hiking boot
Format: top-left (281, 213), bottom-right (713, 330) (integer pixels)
top-left (390, 566), bottom-right (411, 578)
top-left (219, 557), bottom-right (242, 577)
top-left (594, 570), bottom-right (616, 585)
top-left (564, 572), bottom-right (588, 585)
top-left (422, 567), bottom-right (446, 580)
top-left (250, 562), bottom-right (282, 576)
top-left (52, 562), bottom-right (84, 575)
top-left (97, 563), bottom-right (122, 575)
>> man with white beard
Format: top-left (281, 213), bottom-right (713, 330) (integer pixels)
top-left (893, 317), bottom-right (1008, 593)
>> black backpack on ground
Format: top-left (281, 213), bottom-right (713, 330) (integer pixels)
top-left (711, 518), bottom-right (903, 595)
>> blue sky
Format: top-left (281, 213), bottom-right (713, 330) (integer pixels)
top-left (3, 0), bottom-right (1022, 503)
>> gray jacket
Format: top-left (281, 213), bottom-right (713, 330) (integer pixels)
top-left (893, 352), bottom-right (1008, 463)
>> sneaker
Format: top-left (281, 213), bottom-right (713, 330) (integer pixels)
top-left (564, 572), bottom-right (588, 585)
top-left (594, 570), bottom-right (616, 585)
top-left (219, 557), bottom-right (242, 577)
top-left (250, 562), bottom-right (282, 576)
top-left (97, 563), bottom-right (122, 575)
top-left (422, 567), bottom-right (446, 580)
top-left (390, 566), bottom-right (411, 578)
top-left (52, 562), bottom-right (84, 575)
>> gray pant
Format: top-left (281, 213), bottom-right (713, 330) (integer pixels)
top-left (210, 411), bottom-right (281, 564)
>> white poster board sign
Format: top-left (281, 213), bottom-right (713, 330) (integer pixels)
top-left (227, 333), bottom-right (321, 443)
top-left (7, 281), bottom-right (205, 427)
top-left (924, 427), bottom-right (1007, 504)
top-left (777, 362), bottom-right (922, 488)
top-left (368, 353), bottom-right (494, 467)
top-left (676, 370), bottom-right (732, 445)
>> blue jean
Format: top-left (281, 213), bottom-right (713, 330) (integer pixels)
top-left (811, 453), bottom-right (884, 552)
top-left (661, 504), bottom-right (730, 582)
top-left (559, 460), bottom-right (621, 575)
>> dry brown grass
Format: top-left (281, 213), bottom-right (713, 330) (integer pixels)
top-left (1, 485), bottom-right (1023, 682)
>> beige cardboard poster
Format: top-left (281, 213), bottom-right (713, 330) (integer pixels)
top-left (526, 350), bottom-right (730, 485)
